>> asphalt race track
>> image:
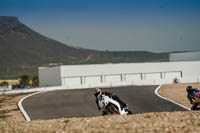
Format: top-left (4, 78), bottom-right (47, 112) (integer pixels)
top-left (22, 86), bottom-right (187, 120)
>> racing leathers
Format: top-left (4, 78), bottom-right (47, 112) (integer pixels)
top-left (187, 88), bottom-right (200, 110)
top-left (95, 91), bottom-right (127, 112)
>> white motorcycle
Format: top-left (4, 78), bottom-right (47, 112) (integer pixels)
top-left (97, 94), bottom-right (132, 115)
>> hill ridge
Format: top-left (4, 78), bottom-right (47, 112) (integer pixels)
top-left (0, 16), bottom-right (168, 79)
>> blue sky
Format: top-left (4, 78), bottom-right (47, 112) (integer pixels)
top-left (1, 0), bottom-right (200, 52)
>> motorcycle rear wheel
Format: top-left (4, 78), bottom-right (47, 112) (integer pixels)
top-left (107, 104), bottom-right (120, 114)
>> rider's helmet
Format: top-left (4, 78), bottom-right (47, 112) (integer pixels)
top-left (186, 86), bottom-right (193, 94)
top-left (94, 88), bottom-right (102, 97)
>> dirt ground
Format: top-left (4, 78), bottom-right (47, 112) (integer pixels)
top-left (159, 82), bottom-right (200, 108)
top-left (0, 80), bottom-right (19, 85)
top-left (0, 83), bottom-right (200, 133)
top-left (0, 93), bottom-right (28, 121)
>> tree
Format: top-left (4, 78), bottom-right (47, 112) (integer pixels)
top-left (32, 76), bottom-right (39, 87)
top-left (0, 81), bottom-right (8, 86)
top-left (19, 75), bottom-right (30, 86)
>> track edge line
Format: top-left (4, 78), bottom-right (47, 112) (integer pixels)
top-left (18, 91), bottom-right (44, 121)
top-left (154, 85), bottom-right (190, 111)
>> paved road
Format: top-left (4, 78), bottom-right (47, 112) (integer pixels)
top-left (22, 86), bottom-right (186, 120)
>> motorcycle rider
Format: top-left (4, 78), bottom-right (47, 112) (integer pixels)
top-left (94, 88), bottom-right (127, 112)
top-left (186, 86), bottom-right (200, 110)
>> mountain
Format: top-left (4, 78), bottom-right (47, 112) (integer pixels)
top-left (0, 16), bottom-right (169, 79)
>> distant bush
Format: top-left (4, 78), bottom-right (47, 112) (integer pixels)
top-left (0, 81), bottom-right (8, 86)
top-left (31, 76), bottom-right (39, 87)
top-left (19, 75), bottom-right (30, 86)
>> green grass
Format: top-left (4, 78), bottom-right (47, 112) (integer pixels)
top-left (64, 119), bottom-right (70, 123)
top-left (144, 115), bottom-right (152, 119)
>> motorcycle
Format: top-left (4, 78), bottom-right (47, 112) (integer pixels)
top-left (97, 94), bottom-right (132, 115)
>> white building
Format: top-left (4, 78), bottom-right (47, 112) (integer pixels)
top-left (39, 61), bottom-right (200, 88)
top-left (170, 51), bottom-right (200, 62)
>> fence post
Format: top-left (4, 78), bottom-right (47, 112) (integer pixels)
top-left (80, 77), bottom-right (83, 84)
top-left (180, 71), bottom-right (183, 77)
top-left (100, 75), bottom-right (103, 83)
top-left (120, 74), bottom-right (123, 82)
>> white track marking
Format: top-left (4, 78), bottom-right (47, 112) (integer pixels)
top-left (154, 85), bottom-right (190, 111)
top-left (18, 91), bottom-right (44, 121)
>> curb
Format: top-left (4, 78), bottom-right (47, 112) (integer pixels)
top-left (154, 85), bottom-right (190, 111)
top-left (18, 91), bottom-right (44, 121)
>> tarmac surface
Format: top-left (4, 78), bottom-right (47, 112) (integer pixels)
top-left (22, 85), bottom-right (186, 120)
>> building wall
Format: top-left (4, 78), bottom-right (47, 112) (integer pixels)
top-left (170, 51), bottom-right (200, 62)
top-left (39, 66), bottom-right (61, 87)
top-left (57, 61), bottom-right (200, 88)
top-left (60, 62), bottom-right (200, 77)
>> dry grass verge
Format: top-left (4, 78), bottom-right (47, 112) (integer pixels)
top-left (0, 111), bottom-right (200, 133)
top-left (0, 93), bottom-right (29, 121)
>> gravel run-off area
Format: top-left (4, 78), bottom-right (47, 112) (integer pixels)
top-left (0, 83), bottom-right (200, 133)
